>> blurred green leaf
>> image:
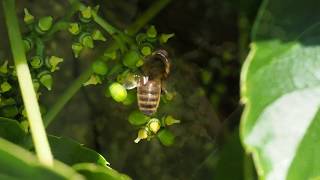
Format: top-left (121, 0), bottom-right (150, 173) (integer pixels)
top-left (0, 117), bottom-right (27, 146)
top-left (48, 136), bottom-right (109, 167)
top-left (0, 137), bottom-right (83, 179)
top-left (240, 0), bottom-right (320, 179)
top-left (73, 163), bottom-right (131, 180)
top-left (214, 130), bottom-right (244, 180)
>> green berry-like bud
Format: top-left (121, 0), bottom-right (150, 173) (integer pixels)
top-left (68, 23), bottom-right (80, 35)
top-left (72, 42), bottom-right (83, 58)
top-left (157, 129), bottom-right (175, 146)
top-left (128, 110), bottom-right (150, 126)
top-left (33, 79), bottom-right (40, 92)
top-left (134, 128), bottom-right (149, 143)
top-left (148, 118), bottom-right (161, 134)
top-left (136, 33), bottom-right (148, 45)
top-left (80, 7), bottom-right (92, 22)
top-left (0, 61), bottom-right (8, 74)
top-left (164, 115), bottom-right (180, 126)
top-left (1, 82), bottom-right (12, 93)
top-left (79, 33), bottom-right (94, 48)
top-left (20, 120), bottom-right (29, 133)
top-left (38, 71), bottom-right (53, 90)
top-left (0, 98), bottom-right (16, 107)
top-left (122, 91), bottom-right (136, 105)
top-left (92, 29), bottom-right (106, 41)
top-left (46, 56), bottom-right (63, 72)
top-left (23, 37), bottom-right (34, 52)
top-left (140, 43), bottom-right (153, 56)
top-left (146, 25), bottom-right (157, 38)
top-left (37, 16), bottom-right (53, 33)
top-left (136, 59), bottom-right (144, 67)
top-left (92, 61), bottom-right (108, 75)
top-left (24, 8), bottom-right (34, 24)
top-left (83, 75), bottom-right (102, 86)
top-left (109, 82), bottom-right (127, 102)
top-left (123, 50), bottom-right (141, 68)
top-left (0, 105), bottom-right (19, 118)
top-left (104, 51), bottom-right (117, 60)
top-left (159, 33), bottom-right (175, 44)
top-left (30, 56), bottom-right (43, 69)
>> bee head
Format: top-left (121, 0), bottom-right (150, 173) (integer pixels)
top-left (142, 49), bottom-right (170, 79)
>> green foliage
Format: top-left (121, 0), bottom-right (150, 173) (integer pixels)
top-left (48, 136), bottom-right (109, 167)
top-left (128, 110), bottom-right (150, 126)
top-left (0, 138), bottom-right (83, 179)
top-left (240, 0), bottom-right (320, 179)
top-left (73, 163), bottom-right (131, 180)
top-left (157, 129), bottom-right (175, 146)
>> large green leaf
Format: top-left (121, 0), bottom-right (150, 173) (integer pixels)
top-left (0, 137), bottom-right (83, 179)
top-left (0, 117), bottom-right (27, 146)
top-left (48, 136), bottom-right (109, 167)
top-left (73, 163), bottom-right (131, 180)
top-left (240, 0), bottom-right (320, 179)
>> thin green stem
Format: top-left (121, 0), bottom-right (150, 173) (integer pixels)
top-left (3, 0), bottom-right (53, 166)
top-left (44, 0), bottom-right (172, 127)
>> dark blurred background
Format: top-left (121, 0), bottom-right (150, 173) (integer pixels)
top-left (0, 0), bottom-right (261, 179)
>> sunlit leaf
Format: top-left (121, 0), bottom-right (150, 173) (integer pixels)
top-left (240, 0), bottom-right (320, 179)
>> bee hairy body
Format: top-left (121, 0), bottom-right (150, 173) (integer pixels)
top-left (137, 78), bottom-right (161, 116)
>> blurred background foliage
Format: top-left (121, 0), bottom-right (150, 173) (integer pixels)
top-left (0, 0), bottom-right (261, 179)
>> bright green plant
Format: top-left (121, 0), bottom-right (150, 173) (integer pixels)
top-left (240, 0), bottom-right (320, 179)
top-left (0, 0), bottom-right (177, 179)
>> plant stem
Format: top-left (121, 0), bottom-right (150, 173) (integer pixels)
top-left (44, 0), bottom-right (172, 127)
top-left (2, 0), bottom-right (53, 166)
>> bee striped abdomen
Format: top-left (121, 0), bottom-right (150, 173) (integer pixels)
top-left (137, 79), bottom-right (161, 116)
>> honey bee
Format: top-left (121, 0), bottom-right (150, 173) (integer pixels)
top-left (123, 49), bottom-right (170, 116)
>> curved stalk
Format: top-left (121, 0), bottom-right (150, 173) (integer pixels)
top-left (3, 0), bottom-right (53, 166)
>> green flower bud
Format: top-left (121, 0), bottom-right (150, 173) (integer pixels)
top-left (134, 128), bottom-right (149, 143)
top-left (146, 25), bottom-right (157, 38)
top-left (200, 69), bottom-right (212, 85)
top-left (92, 29), bottom-right (106, 41)
top-left (30, 56), bottom-right (43, 69)
top-left (92, 60), bottom-right (108, 75)
top-left (136, 59), bottom-right (144, 67)
top-left (164, 115), bottom-right (180, 126)
top-left (122, 91), bottom-right (136, 105)
top-left (159, 33), bottom-right (175, 44)
top-left (23, 37), bottom-right (34, 52)
top-left (0, 61), bottom-right (8, 74)
top-left (157, 129), bottom-right (175, 146)
top-left (21, 108), bottom-right (27, 118)
top-left (23, 8), bottom-right (34, 24)
top-left (80, 6), bottom-right (92, 22)
top-left (128, 110), bottom-right (149, 126)
top-left (109, 82), bottom-right (127, 102)
top-left (104, 51), bottom-right (117, 60)
top-left (123, 50), bottom-right (141, 68)
top-left (0, 105), bottom-right (19, 118)
top-left (79, 33), bottom-right (94, 48)
top-left (0, 98), bottom-right (16, 107)
top-left (36, 16), bottom-right (53, 33)
top-left (1, 82), bottom-right (12, 93)
top-left (20, 120), bottom-right (29, 133)
top-left (45, 56), bottom-right (63, 72)
top-left (38, 71), bottom-right (53, 90)
top-left (147, 118), bottom-right (161, 134)
top-left (136, 33), bottom-right (148, 45)
top-left (140, 43), bottom-right (153, 56)
top-left (72, 42), bottom-right (83, 58)
top-left (68, 23), bottom-right (80, 35)
top-left (33, 79), bottom-right (40, 92)
top-left (83, 74), bottom-right (102, 86)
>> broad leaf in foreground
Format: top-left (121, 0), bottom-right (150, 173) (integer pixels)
top-left (240, 0), bottom-right (320, 179)
top-left (0, 137), bottom-right (83, 179)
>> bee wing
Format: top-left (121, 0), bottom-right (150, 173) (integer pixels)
top-left (122, 74), bottom-right (149, 90)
